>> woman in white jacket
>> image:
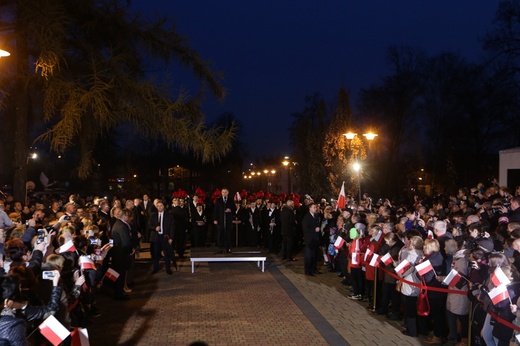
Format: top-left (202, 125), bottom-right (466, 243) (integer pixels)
top-left (444, 239), bottom-right (469, 346)
top-left (398, 235), bottom-right (424, 337)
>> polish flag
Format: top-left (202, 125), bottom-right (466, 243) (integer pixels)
top-left (337, 182), bottom-right (346, 209)
top-left (71, 327), bottom-right (90, 346)
top-left (395, 259), bottom-right (412, 275)
top-left (489, 284), bottom-right (510, 305)
top-left (364, 248), bottom-right (372, 262)
top-left (427, 230), bottom-right (434, 239)
top-left (491, 267), bottom-right (511, 287)
top-left (442, 269), bottom-right (462, 287)
top-left (369, 254), bottom-right (380, 267)
top-left (105, 268), bottom-right (120, 282)
top-left (39, 315), bottom-right (71, 346)
top-left (381, 253), bottom-right (393, 266)
top-left (79, 256), bottom-right (96, 271)
top-left (416, 260), bottom-right (434, 276)
top-left (234, 192), bottom-right (241, 202)
top-left (323, 253), bottom-right (330, 263)
top-left (334, 236), bottom-right (345, 249)
top-left (59, 240), bottom-right (77, 253)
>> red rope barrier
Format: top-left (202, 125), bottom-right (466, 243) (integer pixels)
top-left (378, 266), bottom-right (467, 295)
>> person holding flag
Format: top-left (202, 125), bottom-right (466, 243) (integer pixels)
top-left (375, 232), bottom-right (403, 320)
top-left (363, 225), bottom-right (384, 310)
top-left (443, 239), bottom-right (470, 345)
top-left (479, 253), bottom-right (520, 346)
top-left (398, 234), bottom-right (424, 337)
top-left (421, 239), bottom-right (448, 345)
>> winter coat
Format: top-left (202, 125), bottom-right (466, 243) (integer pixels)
top-left (0, 315), bottom-right (27, 346)
top-left (446, 249), bottom-right (470, 315)
top-left (400, 249), bottom-right (423, 297)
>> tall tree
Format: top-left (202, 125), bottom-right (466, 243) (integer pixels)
top-left (358, 46), bottom-right (424, 197)
top-left (0, 0), bottom-right (236, 202)
top-left (322, 88), bottom-right (359, 196)
top-left (289, 93), bottom-right (328, 197)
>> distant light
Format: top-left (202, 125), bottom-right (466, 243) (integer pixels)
top-left (284, 156), bottom-right (289, 160)
top-left (0, 49), bottom-right (10, 57)
top-left (420, 168), bottom-right (424, 172)
top-left (282, 161), bottom-right (289, 167)
top-left (250, 163), bottom-right (253, 166)
top-left (263, 169), bottom-right (268, 174)
top-left (98, 164), bottom-right (101, 167)
top-left (418, 177), bottom-right (423, 181)
top-left (57, 155), bottom-right (62, 159)
top-left (271, 170), bottom-right (276, 174)
top-left (344, 132), bottom-right (357, 140)
top-left (30, 153), bottom-right (37, 159)
top-left (133, 174), bottom-right (137, 178)
top-left (363, 133), bottom-right (378, 141)
top-left (251, 172), bottom-right (256, 176)
top-left (176, 165), bottom-right (179, 167)
top-left (353, 163), bottom-right (361, 171)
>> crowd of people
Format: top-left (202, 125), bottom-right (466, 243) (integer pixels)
top-left (0, 182), bottom-right (519, 345)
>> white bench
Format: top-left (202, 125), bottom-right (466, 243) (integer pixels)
top-left (190, 256), bottom-right (267, 273)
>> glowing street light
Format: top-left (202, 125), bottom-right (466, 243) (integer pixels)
top-left (0, 49), bottom-right (9, 57)
top-left (344, 132), bottom-right (357, 140)
top-left (363, 133), bottom-right (378, 141)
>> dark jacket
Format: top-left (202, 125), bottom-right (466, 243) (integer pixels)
top-left (423, 251), bottom-right (447, 299)
top-left (0, 315), bottom-right (26, 346)
top-left (148, 211), bottom-right (175, 242)
top-left (302, 212), bottom-right (320, 247)
top-left (213, 197), bottom-right (236, 230)
top-left (280, 205), bottom-right (296, 237)
top-left (22, 286), bottom-right (62, 322)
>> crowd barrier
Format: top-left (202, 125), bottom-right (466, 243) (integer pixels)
top-left (367, 265), bottom-right (520, 338)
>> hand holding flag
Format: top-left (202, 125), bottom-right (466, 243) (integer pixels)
top-left (488, 284), bottom-right (510, 305)
top-left (491, 266), bottom-right (511, 287)
top-left (442, 269), bottom-right (462, 287)
top-left (381, 253), bottom-right (393, 266)
top-left (395, 259), bottom-right (412, 275)
top-left (416, 260), bottom-right (434, 276)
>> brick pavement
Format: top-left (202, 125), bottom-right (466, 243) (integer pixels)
top-left (89, 248), bottom-right (426, 346)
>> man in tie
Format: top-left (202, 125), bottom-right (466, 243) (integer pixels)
top-left (213, 188), bottom-right (236, 252)
top-left (148, 200), bottom-right (175, 274)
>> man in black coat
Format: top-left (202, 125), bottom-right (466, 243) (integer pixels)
top-left (213, 188), bottom-right (236, 252)
top-left (302, 203), bottom-right (321, 276)
top-left (280, 199), bottom-right (297, 260)
top-left (148, 200), bottom-right (175, 275)
top-left (263, 201), bottom-right (281, 253)
top-left (111, 209), bottom-right (134, 299)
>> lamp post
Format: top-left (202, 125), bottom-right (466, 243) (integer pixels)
top-left (343, 131), bottom-right (378, 203)
top-left (353, 162), bottom-right (361, 203)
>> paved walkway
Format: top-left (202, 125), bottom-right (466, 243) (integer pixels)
top-left (89, 248), bottom-right (424, 346)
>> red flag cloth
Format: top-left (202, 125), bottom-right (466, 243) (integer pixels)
top-left (427, 230), bottom-right (434, 239)
top-left (442, 269), bottom-right (462, 287)
top-left (79, 256), bottom-right (95, 270)
top-left (39, 315), bottom-right (70, 346)
top-left (491, 266), bottom-right (511, 287)
top-left (416, 260), bottom-right (434, 276)
top-left (104, 268), bottom-right (120, 282)
top-left (59, 240), bottom-right (77, 253)
top-left (369, 254), bottom-right (380, 267)
top-left (337, 182), bottom-right (346, 209)
top-left (395, 259), bottom-right (412, 275)
top-left (381, 253), bottom-right (393, 266)
top-left (334, 236), bottom-right (345, 249)
top-left (489, 285), bottom-right (510, 305)
top-left (71, 327), bottom-right (90, 346)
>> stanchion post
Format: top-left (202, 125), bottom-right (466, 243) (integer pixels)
top-left (235, 223), bottom-right (239, 247)
top-left (373, 267), bottom-right (378, 310)
top-left (468, 301), bottom-right (473, 346)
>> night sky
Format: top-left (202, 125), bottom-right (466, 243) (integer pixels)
top-left (133, 1), bottom-right (498, 160)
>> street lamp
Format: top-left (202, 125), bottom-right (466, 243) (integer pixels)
top-left (353, 162), bottom-right (362, 203)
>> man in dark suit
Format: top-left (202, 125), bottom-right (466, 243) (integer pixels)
top-left (280, 199), bottom-right (297, 261)
top-left (111, 208), bottom-right (134, 299)
top-left (149, 200), bottom-right (175, 274)
top-left (247, 201), bottom-right (261, 247)
top-left (213, 188), bottom-right (236, 252)
top-left (263, 201), bottom-right (280, 253)
top-left (302, 203), bottom-right (321, 276)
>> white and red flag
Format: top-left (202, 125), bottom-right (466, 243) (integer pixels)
top-left (334, 236), bottom-right (345, 249)
top-left (491, 266), bottom-right (511, 287)
top-left (395, 259), bottom-right (412, 275)
top-left (337, 182), bottom-right (346, 209)
top-left (234, 192), bottom-right (241, 202)
top-left (39, 315), bottom-right (71, 346)
top-left (59, 240), bottom-right (77, 253)
top-left (381, 253), bottom-right (393, 266)
top-left (79, 256), bottom-right (96, 270)
top-left (416, 260), bottom-right (434, 276)
top-left (71, 327), bottom-right (90, 346)
top-left (104, 268), bottom-right (120, 282)
top-left (427, 230), bottom-right (434, 239)
top-left (489, 284), bottom-right (510, 305)
top-left (364, 248), bottom-right (372, 262)
top-left (442, 269), bottom-right (462, 287)
top-left (369, 254), bottom-right (380, 267)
